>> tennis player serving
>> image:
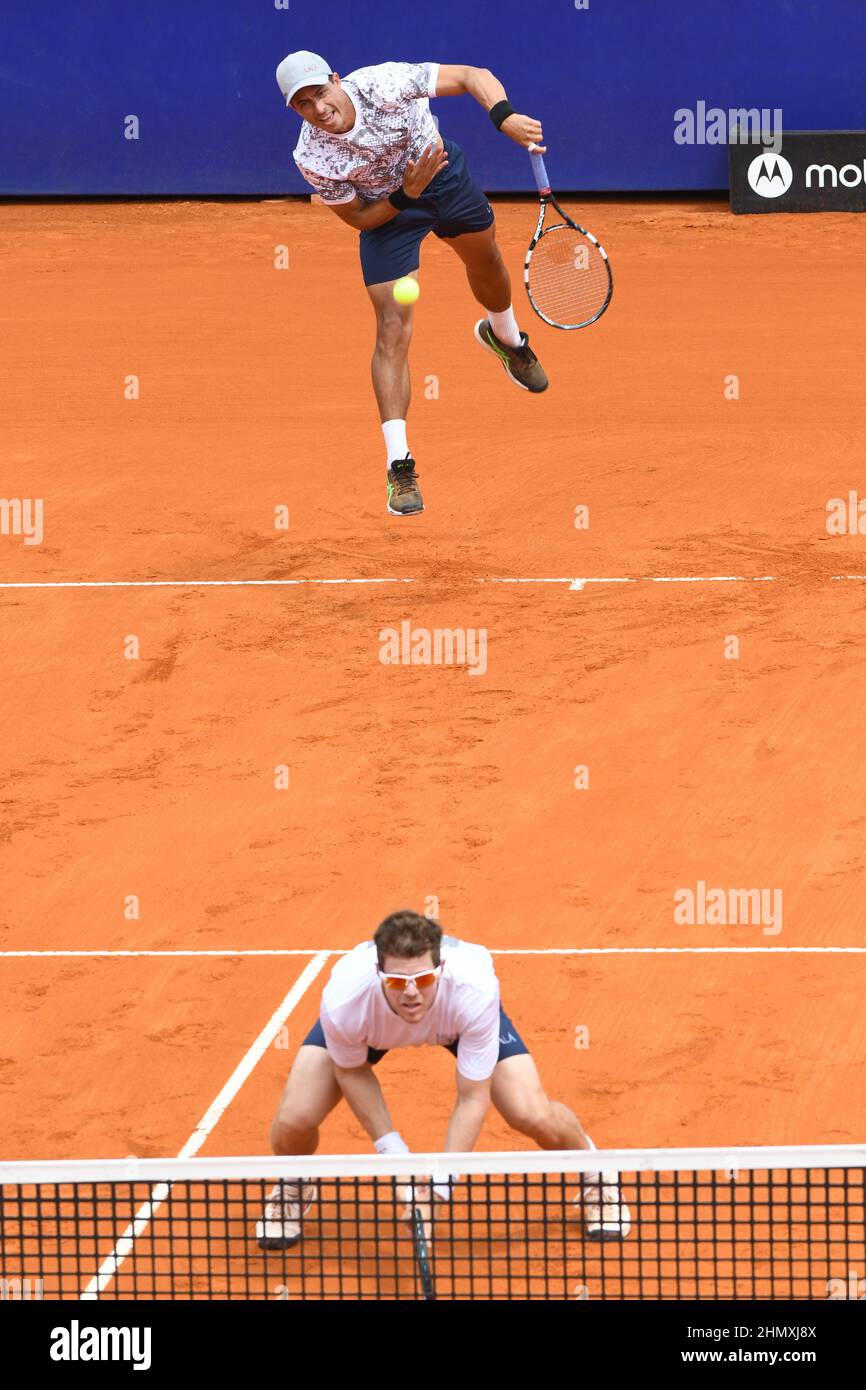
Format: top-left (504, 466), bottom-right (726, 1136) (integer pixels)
top-left (257, 910), bottom-right (631, 1248)
top-left (277, 51), bottom-right (551, 516)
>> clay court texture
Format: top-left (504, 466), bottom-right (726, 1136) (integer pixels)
top-left (1, 195), bottom-right (865, 1167)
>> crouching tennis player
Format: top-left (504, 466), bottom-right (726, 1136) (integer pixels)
top-left (276, 51), bottom-right (550, 517)
top-left (257, 910), bottom-right (631, 1248)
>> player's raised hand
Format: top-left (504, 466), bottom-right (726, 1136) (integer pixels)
top-left (402, 141), bottom-right (449, 198)
top-left (501, 113), bottom-right (546, 151)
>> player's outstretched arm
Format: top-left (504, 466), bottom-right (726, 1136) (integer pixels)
top-left (394, 1067), bottom-right (490, 1240)
top-left (443, 1070), bottom-right (492, 1153)
top-left (333, 1061), bottom-right (396, 1140)
top-left (434, 64), bottom-right (545, 150)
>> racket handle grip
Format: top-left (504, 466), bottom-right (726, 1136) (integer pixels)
top-left (529, 148), bottom-right (551, 195)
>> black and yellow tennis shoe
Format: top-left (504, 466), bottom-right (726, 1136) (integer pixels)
top-left (386, 455), bottom-right (424, 516)
top-left (473, 319), bottom-right (549, 393)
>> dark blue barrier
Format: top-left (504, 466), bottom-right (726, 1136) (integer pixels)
top-left (2, 0), bottom-right (864, 195)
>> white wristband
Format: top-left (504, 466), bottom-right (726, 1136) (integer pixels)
top-left (400, 1179), bottom-right (454, 1205)
top-left (374, 1130), bottom-right (410, 1156)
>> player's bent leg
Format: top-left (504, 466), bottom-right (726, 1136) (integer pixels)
top-left (448, 226), bottom-right (549, 394)
top-left (270, 1043), bottom-right (343, 1155)
top-left (447, 224), bottom-right (512, 313)
top-left (490, 1053), bottom-right (590, 1148)
top-left (490, 1053), bottom-right (631, 1241)
top-left (257, 1044), bottom-right (343, 1251)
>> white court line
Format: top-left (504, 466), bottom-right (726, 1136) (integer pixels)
top-left (79, 949), bottom-right (331, 1299)
top-left (0, 578), bottom-right (413, 590)
top-left (0, 574), bottom-right (864, 592)
top-left (482, 576), bottom-right (779, 591)
top-left (4, 946), bottom-right (865, 958)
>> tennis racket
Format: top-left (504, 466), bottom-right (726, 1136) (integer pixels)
top-left (524, 147), bottom-right (613, 330)
top-left (400, 1179), bottom-right (437, 1300)
top-left (410, 1204), bottom-right (436, 1301)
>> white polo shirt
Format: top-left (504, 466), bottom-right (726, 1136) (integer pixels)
top-left (320, 935), bottom-right (501, 1081)
top-left (292, 60), bottom-right (441, 206)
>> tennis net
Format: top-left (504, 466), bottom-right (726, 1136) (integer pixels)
top-left (1, 1146), bottom-right (864, 1301)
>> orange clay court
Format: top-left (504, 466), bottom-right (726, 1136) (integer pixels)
top-left (1, 196), bottom-right (865, 1286)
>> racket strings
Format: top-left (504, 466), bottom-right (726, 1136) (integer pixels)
top-left (528, 225), bottom-right (611, 328)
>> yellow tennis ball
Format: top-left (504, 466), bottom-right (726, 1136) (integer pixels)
top-left (393, 276), bottom-right (420, 305)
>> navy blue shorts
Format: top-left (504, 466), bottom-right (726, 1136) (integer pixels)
top-left (360, 137), bottom-right (495, 287)
top-left (302, 1003), bottom-right (529, 1066)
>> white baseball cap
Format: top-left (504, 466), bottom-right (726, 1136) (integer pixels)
top-left (276, 50), bottom-right (334, 107)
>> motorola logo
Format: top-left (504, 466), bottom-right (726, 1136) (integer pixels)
top-left (747, 152), bottom-right (794, 197)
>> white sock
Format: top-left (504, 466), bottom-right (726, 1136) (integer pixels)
top-left (382, 419), bottom-right (409, 465)
top-left (487, 304), bottom-right (522, 348)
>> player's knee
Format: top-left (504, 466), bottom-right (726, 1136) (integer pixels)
top-left (510, 1099), bottom-right (557, 1146)
top-left (468, 241), bottom-right (503, 274)
top-left (376, 310), bottom-right (412, 356)
top-left (271, 1107), bottom-right (319, 1152)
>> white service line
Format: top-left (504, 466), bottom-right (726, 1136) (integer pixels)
top-left (480, 576), bottom-right (778, 590)
top-left (0, 949), bottom-right (341, 958)
top-left (4, 946), bottom-right (865, 958)
top-left (0, 578), bottom-right (413, 590)
top-left (1, 575), bottom-right (864, 593)
top-left (79, 949), bottom-right (331, 1299)
top-left (497, 946), bottom-right (866, 954)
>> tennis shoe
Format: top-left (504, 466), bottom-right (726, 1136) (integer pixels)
top-left (580, 1169), bottom-right (632, 1240)
top-left (473, 319), bottom-right (549, 393)
top-left (256, 1180), bottom-right (317, 1250)
top-left (386, 455), bottom-right (424, 516)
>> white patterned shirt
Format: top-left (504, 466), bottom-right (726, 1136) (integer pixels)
top-left (292, 61), bottom-right (441, 206)
top-left (320, 936), bottom-right (501, 1081)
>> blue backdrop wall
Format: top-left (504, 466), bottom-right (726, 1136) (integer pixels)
top-left (2, 1), bottom-right (863, 196)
